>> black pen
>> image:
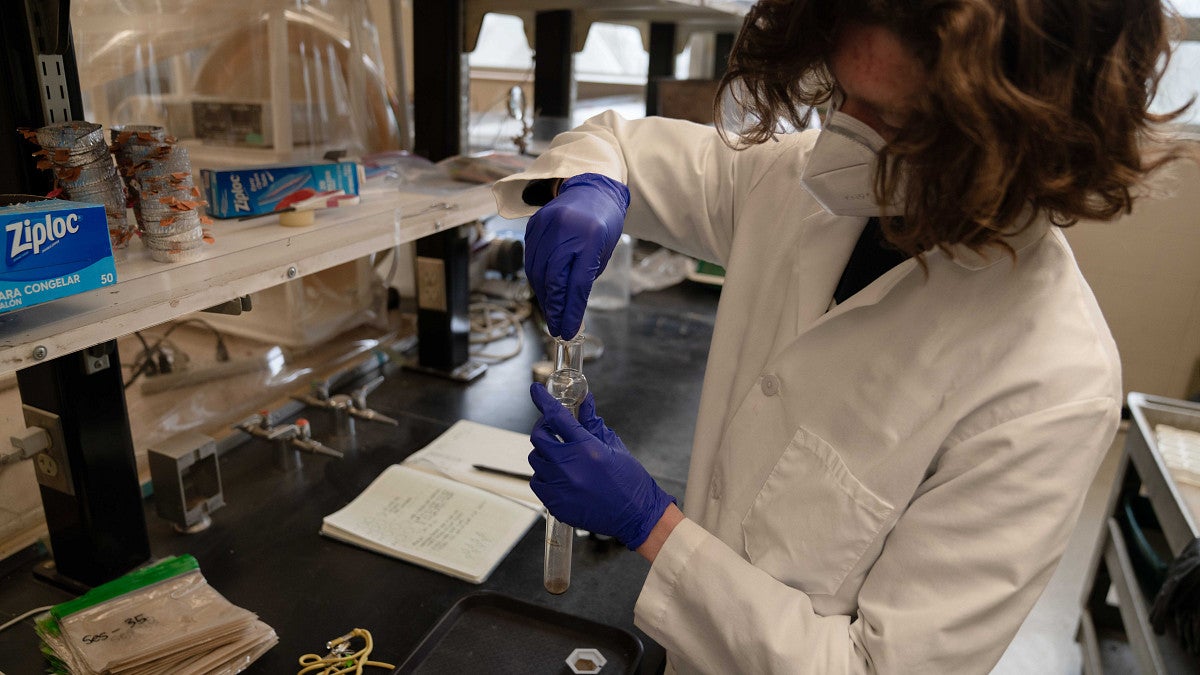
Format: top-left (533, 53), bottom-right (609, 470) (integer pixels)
top-left (471, 464), bottom-right (533, 481)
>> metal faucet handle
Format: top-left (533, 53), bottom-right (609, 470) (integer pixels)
top-left (294, 378), bottom-right (342, 410)
top-left (349, 407), bottom-right (399, 426)
top-left (234, 410), bottom-right (273, 432)
top-left (350, 376), bottom-right (385, 410)
top-left (266, 423), bottom-right (299, 442)
top-left (294, 437), bottom-right (344, 459)
top-left (235, 412), bottom-right (299, 442)
top-left (291, 419), bottom-right (344, 458)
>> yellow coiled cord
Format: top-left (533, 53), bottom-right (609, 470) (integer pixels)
top-left (297, 628), bottom-right (395, 675)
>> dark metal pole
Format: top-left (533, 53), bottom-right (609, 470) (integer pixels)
top-left (18, 343), bottom-right (150, 590)
top-left (2, 0), bottom-right (151, 591)
top-left (532, 10), bottom-right (574, 141)
top-left (1, 0), bottom-right (83, 196)
top-left (410, 0), bottom-right (480, 379)
top-left (714, 32), bottom-right (735, 79)
top-left (412, 0), bottom-right (466, 162)
top-left (646, 22), bottom-right (677, 117)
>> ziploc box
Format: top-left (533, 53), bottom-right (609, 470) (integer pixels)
top-left (0, 199), bottom-right (117, 314)
top-left (201, 161), bottom-right (360, 219)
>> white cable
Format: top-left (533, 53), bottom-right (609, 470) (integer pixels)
top-left (0, 450), bottom-right (25, 465)
top-left (386, 245), bottom-right (401, 289)
top-left (469, 303), bottom-right (523, 361)
top-left (373, 246), bottom-right (401, 289)
top-left (468, 295), bottom-right (531, 363)
top-left (0, 605), bottom-right (54, 634)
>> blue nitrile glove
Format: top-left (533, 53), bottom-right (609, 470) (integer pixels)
top-left (528, 383), bottom-right (676, 550)
top-left (524, 173), bottom-right (629, 339)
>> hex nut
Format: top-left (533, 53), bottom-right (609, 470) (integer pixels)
top-left (566, 648), bottom-right (606, 674)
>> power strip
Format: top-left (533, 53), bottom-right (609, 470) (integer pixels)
top-left (138, 357), bottom-right (266, 395)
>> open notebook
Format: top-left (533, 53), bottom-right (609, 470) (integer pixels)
top-left (320, 420), bottom-right (542, 583)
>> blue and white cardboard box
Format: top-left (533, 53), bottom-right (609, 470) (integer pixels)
top-left (201, 161), bottom-right (360, 219)
top-left (0, 199), bottom-right (117, 314)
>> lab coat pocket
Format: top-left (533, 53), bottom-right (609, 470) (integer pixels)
top-left (741, 427), bottom-right (894, 596)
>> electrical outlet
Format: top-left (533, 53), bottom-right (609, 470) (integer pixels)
top-left (22, 404), bottom-right (74, 496)
top-left (36, 55), bottom-right (71, 124)
top-left (416, 256), bottom-right (447, 311)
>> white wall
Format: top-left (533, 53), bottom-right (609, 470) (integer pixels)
top-left (1066, 150), bottom-right (1200, 400)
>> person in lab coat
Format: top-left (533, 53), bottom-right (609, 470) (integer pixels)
top-left (493, 0), bottom-right (1188, 672)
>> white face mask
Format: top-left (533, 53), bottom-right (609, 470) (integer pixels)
top-left (800, 100), bottom-right (902, 218)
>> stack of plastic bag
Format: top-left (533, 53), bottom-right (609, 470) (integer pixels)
top-left (35, 555), bottom-right (276, 674)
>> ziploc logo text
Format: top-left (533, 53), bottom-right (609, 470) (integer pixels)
top-left (230, 174), bottom-right (251, 213)
top-left (6, 213), bottom-right (80, 263)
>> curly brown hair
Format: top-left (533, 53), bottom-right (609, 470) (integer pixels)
top-left (716, 0), bottom-right (1190, 257)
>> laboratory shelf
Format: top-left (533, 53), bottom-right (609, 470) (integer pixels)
top-left (0, 183), bottom-right (495, 377)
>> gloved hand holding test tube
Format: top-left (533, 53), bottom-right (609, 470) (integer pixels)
top-left (523, 174), bottom-right (622, 593)
top-left (525, 173), bottom-right (675, 593)
top-left (530, 330), bottom-right (678, 594)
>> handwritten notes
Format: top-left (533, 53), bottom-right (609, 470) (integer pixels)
top-left (403, 419), bottom-right (541, 509)
top-left (321, 464), bottom-right (538, 583)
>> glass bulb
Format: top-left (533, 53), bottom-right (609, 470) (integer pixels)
top-left (546, 369), bottom-right (588, 413)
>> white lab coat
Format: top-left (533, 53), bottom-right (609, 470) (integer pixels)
top-left (493, 112), bottom-right (1121, 674)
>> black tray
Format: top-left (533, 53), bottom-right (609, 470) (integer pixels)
top-left (393, 591), bottom-right (643, 674)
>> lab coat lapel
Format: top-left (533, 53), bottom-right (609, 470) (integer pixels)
top-left (803, 256), bottom-right (918, 334)
top-left (790, 216), bottom-right (1049, 338)
top-left (787, 209), bottom-right (866, 335)
top-left (786, 207), bottom-right (922, 340)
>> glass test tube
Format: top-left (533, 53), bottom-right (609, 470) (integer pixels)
top-left (543, 334), bottom-right (588, 594)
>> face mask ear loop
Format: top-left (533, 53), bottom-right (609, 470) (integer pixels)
top-left (821, 88), bottom-right (845, 129)
top-left (821, 88), bottom-right (887, 154)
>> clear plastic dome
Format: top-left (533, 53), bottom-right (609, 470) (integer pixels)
top-left (71, 0), bottom-right (401, 164)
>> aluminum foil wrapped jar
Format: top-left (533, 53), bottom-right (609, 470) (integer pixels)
top-left (29, 120), bottom-right (135, 249)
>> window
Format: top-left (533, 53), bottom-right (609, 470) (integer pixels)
top-left (469, 14), bottom-right (690, 83)
top-left (467, 14), bottom-right (533, 71)
top-left (1156, 1), bottom-right (1200, 129)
